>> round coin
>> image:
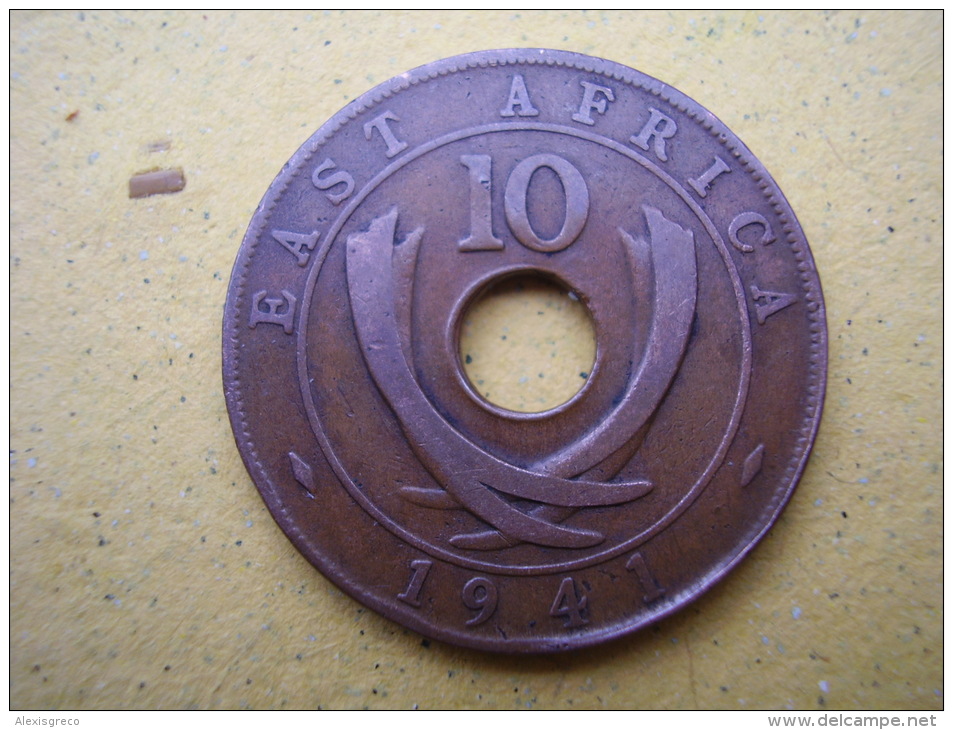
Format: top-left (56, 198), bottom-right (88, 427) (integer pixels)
top-left (222, 49), bottom-right (826, 652)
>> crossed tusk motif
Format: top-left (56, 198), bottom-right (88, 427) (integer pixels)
top-left (345, 205), bottom-right (697, 550)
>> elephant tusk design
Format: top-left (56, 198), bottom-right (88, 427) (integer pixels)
top-left (345, 206), bottom-right (696, 549)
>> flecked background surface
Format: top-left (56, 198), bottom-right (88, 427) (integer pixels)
top-left (10, 10), bottom-right (942, 710)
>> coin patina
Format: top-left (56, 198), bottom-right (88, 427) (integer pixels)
top-left (223, 49), bottom-right (826, 652)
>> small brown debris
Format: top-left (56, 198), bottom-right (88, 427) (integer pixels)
top-left (65, 110), bottom-right (79, 122)
top-left (144, 139), bottom-right (172, 153)
top-left (129, 168), bottom-right (186, 198)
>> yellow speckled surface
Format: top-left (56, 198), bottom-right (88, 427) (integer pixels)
top-left (460, 276), bottom-right (597, 413)
top-left (10, 10), bottom-right (941, 710)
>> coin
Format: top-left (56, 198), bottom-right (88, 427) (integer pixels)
top-left (222, 49), bottom-right (826, 652)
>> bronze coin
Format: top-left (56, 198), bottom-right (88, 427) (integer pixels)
top-left (222, 49), bottom-right (826, 652)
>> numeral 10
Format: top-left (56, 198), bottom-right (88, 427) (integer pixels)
top-left (459, 153), bottom-right (590, 253)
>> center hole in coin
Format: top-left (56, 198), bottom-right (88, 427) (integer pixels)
top-left (458, 273), bottom-right (596, 414)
